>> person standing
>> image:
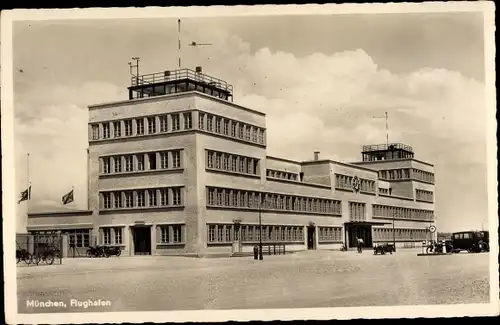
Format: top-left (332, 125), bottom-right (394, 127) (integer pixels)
top-left (357, 237), bottom-right (364, 253)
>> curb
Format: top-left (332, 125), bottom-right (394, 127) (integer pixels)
top-left (417, 253), bottom-right (453, 256)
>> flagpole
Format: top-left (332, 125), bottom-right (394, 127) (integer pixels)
top-left (27, 153), bottom-right (30, 213)
top-left (86, 149), bottom-right (90, 210)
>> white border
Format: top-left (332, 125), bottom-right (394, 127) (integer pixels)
top-left (2, 2), bottom-right (498, 324)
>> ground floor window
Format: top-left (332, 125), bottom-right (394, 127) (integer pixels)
top-left (318, 227), bottom-right (342, 242)
top-left (206, 224), bottom-right (304, 243)
top-left (373, 228), bottom-right (428, 241)
top-left (99, 227), bottom-right (124, 245)
top-left (157, 224), bottom-right (184, 244)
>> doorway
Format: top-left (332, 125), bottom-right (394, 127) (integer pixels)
top-left (132, 226), bottom-right (151, 255)
top-left (307, 226), bottom-right (316, 250)
top-left (347, 224), bottom-right (373, 248)
top-left (232, 224), bottom-right (242, 254)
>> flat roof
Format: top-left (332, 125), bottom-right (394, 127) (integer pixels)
top-left (351, 158), bottom-right (434, 168)
top-left (28, 210), bottom-right (93, 217)
top-left (88, 90), bottom-right (266, 117)
top-left (301, 159), bottom-right (379, 173)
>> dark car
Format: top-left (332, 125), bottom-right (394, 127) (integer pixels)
top-left (451, 231), bottom-right (489, 253)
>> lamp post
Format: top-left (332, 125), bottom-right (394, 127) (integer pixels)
top-left (258, 194), bottom-right (263, 260)
top-left (392, 211), bottom-right (396, 252)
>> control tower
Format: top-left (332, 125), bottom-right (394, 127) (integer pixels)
top-left (127, 66), bottom-right (234, 102)
top-left (360, 143), bottom-right (415, 162)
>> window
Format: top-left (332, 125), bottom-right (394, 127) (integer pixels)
top-left (224, 120), bottom-right (229, 135)
top-left (172, 225), bottom-right (182, 243)
top-left (114, 157), bottom-right (122, 173)
top-left (103, 228), bottom-right (111, 245)
top-left (199, 113), bottom-right (205, 129)
top-left (137, 155), bottom-right (145, 171)
top-left (92, 125), bottom-right (100, 140)
top-left (102, 157), bottom-right (111, 174)
top-left (252, 128), bottom-right (258, 142)
top-left (124, 155), bottom-right (133, 172)
top-left (246, 127), bottom-right (251, 140)
top-left (114, 192), bottom-right (122, 208)
top-left (102, 193), bottom-right (111, 209)
top-left (137, 191), bottom-right (145, 207)
top-left (259, 130), bottom-right (264, 144)
top-left (231, 123), bottom-right (236, 137)
top-left (160, 188), bottom-right (168, 206)
top-left (172, 151), bottom-right (181, 168)
top-left (215, 117), bottom-right (221, 133)
top-left (184, 113), bottom-right (192, 129)
top-left (66, 229), bottom-right (91, 248)
top-left (148, 153), bottom-right (156, 170)
top-left (161, 226), bottom-right (170, 243)
top-left (124, 120), bottom-right (133, 136)
top-left (160, 152), bottom-right (168, 169)
top-left (148, 189), bottom-right (157, 207)
top-left (148, 117), bottom-right (156, 134)
top-left (159, 115), bottom-right (167, 132)
top-left (238, 125), bottom-right (244, 138)
top-left (172, 188), bottom-right (181, 205)
top-left (114, 228), bottom-right (123, 244)
top-left (207, 115), bottom-right (213, 132)
top-left (124, 191), bottom-right (133, 208)
top-left (207, 152), bottom-right (214, 168)
top-left (208, 225), bottom-right (216, 242)
top-left (172, 114), bottom-right (180, 131)
top-left (136, 118), bottom-right (144, 135)
top-left (103, 123), bottom-right (110, 139)
top-left (113, 121), bottom-right (121, 137)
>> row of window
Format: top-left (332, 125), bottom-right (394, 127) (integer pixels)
top-left (91, 112), bottom-right (193, 140)
top-left (101, 150), bottom-right (182, 174)
top-left (372, 204), bottom-right (434, 221)
top-left (199, 112), bottom-right (265, 145)
top-left (318, 227), bottom-right (343, 242)
top-left (100, 187), bottom-right (183, 209)
top-left (206, 187), bottom-right (342, 215)
top-left (31, 229), bottom-right (93, 248)
top-left (207, 224), bottom-right (305, 243)
top-left (158, 224), bottom-right (183, 244)
top-left (378, 188), bottom-right (391, 195)
top-left (206, 150), bottom-right (259, 176)
top-left (415, 189), bottom-right (434, 203)
top-left (373, 228), bottom-right (429, 241)
top-left (334, 174), bottom-right (376, 193)
top-left (378, 169), bottom-right (411, 181)
top-left (413, 169), bottom-right (435, 184)
top-left (101, 227), bottom-right (123, 245)
top-left (349, 202), bottom-right (367, 221)
top-left (100, 224), bottom-right (184, 245)
top-left (266, 169), bottom-right (299, 181)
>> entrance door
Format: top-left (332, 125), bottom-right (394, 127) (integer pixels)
top-left (347, 225), bottom-right (373, 248)
top-left (232, 225), bottom-right (242, 253)
top-left (133, 227), bottom-right (151, 255)
top-left (307, 226), bottom-right (316, 250)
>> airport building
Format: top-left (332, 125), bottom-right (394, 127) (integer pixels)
top-left (27, 67), bottom-right (437, 257)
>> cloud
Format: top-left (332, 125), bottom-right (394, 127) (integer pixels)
top-left (13, 24), bottom-right (487, 232)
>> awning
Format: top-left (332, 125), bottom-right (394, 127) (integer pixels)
top-left (27, 223), bottom-right (94, 231)
top-left (344, 221), bottom-right (393, 226)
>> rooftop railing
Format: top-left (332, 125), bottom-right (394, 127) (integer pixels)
top-left (130, 68), bottom-right (233, 94)
top-left (362, 143), bottom-right (414, 153)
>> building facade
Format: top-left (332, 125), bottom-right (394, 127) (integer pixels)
top-left (27, 68), bottom-right (436, 257)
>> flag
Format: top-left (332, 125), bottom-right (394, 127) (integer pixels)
top-left (17, 186), bottom-right (31, 204)
top-left (62, 188), bottom-right (74, 205)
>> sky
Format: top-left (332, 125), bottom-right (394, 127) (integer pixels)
top-left (11, 11), bottom-right (490, 232)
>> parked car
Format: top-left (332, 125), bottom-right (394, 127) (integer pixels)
top-left (451, 231), bottom-right (489, 253)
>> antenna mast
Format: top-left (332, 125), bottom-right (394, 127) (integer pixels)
top-left (128, 57), bottom-right (140, 84)
top-left (178, 19), bottom-right (181, 69)
top-left (385, 111), bottom-right (389, 147)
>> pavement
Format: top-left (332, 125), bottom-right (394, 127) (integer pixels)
top-left (16, 249), bottom-right (490, 313)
